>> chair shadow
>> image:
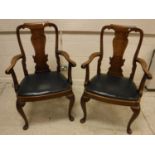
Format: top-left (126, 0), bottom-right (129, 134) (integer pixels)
top-left (85, 100), bottom-right (132, 127)
top-left (25, 96), bottom-right (75, 125)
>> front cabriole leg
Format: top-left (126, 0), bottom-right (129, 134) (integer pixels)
top-left (127, 105), bottom-right (140, 134)
top-left (16, 100), bottom-right (29, 130)
top-left (80, 93), bottom-right (90, 123)
top-left (66, 92), bottom-right (75, 121)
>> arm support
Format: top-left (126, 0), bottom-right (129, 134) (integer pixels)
top-left (136, 58), bottom-right (152, 79)
top-left (58, 50), bottom-right (76, 67)
top-left (57, 50), bottom-right (76, 84)
top-left (81, 52), bottom-right (101, 68)
top-left (136, 58), bottom-right (152, 96)
top-left (5, 54), bottom-right (23, 92)
top-left (5, 54), bottom-right (23, 74)
top-left (81, 52), bottom-right (101, 86)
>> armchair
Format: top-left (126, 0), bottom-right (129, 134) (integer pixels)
top-left (5, 22), bottom-right (76, 130)
top-left (80, 24), bottom-right (152, 134)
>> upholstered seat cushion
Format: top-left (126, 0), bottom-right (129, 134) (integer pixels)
top-left (86, 74), bottom-right (139, 101)
top-left (17, 71), bottom-right (70, 96)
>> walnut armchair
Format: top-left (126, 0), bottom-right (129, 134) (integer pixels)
top-left (80, 24), bottom-right (152, 134)
top-left (5, 22), bottom-right (76, 130)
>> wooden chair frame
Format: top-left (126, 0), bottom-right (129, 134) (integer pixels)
top-left (5, 22), bottom-right (76, 130)
top-left (80, 24), bottom-right (152, 134)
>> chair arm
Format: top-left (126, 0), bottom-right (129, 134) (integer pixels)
top-left (5, 54), bottom-right (23, 92)
top-left (136, 58), bottom-right (152, 79)
top-left (57, 50), bottom-right (76, 67)
top-left (5, 54), bottom-right (23, 74)
top-left (57, 50), bottom-right (76, 84)
top-left (81, 52), bottom-right (101, 68)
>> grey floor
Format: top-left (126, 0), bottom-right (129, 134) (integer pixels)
top-left (0, 82), bottom-right (155, 135)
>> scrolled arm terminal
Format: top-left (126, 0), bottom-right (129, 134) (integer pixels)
top-left (5, 54), bottom-right (23, 74)
top-left (57, 50), bottom-right (76, 67)
top-left (136, 58), bottom-right (152, 79)
top-left (81, 52), bottom-right (101, 68)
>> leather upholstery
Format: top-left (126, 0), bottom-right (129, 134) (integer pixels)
top-left (86, 74), bottom-right (139, 101)
top-left (17, 71), bottom-right (70, 96)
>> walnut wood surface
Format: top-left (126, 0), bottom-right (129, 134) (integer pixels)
top-left (30, 25), bottom-right (50, 72)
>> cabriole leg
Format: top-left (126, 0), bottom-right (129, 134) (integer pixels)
top-left (66, 92), bottom-right (75, 121)
top-left (16, 100), bottom-right (29, 130)
top-left (80, 93), bottom-right (90, 123)
top-left (127, 105), bottom-right (140, 134)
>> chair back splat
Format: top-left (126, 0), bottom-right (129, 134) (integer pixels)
top-left (16, 22), bottom-right (60, 73)
top-left (99, 24), bottom-right (143, 78)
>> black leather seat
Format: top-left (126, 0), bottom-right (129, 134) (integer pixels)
top-left (17, 71), bottom-right (70, 96)
top-left (86, 74), bottom-right (139, 101)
